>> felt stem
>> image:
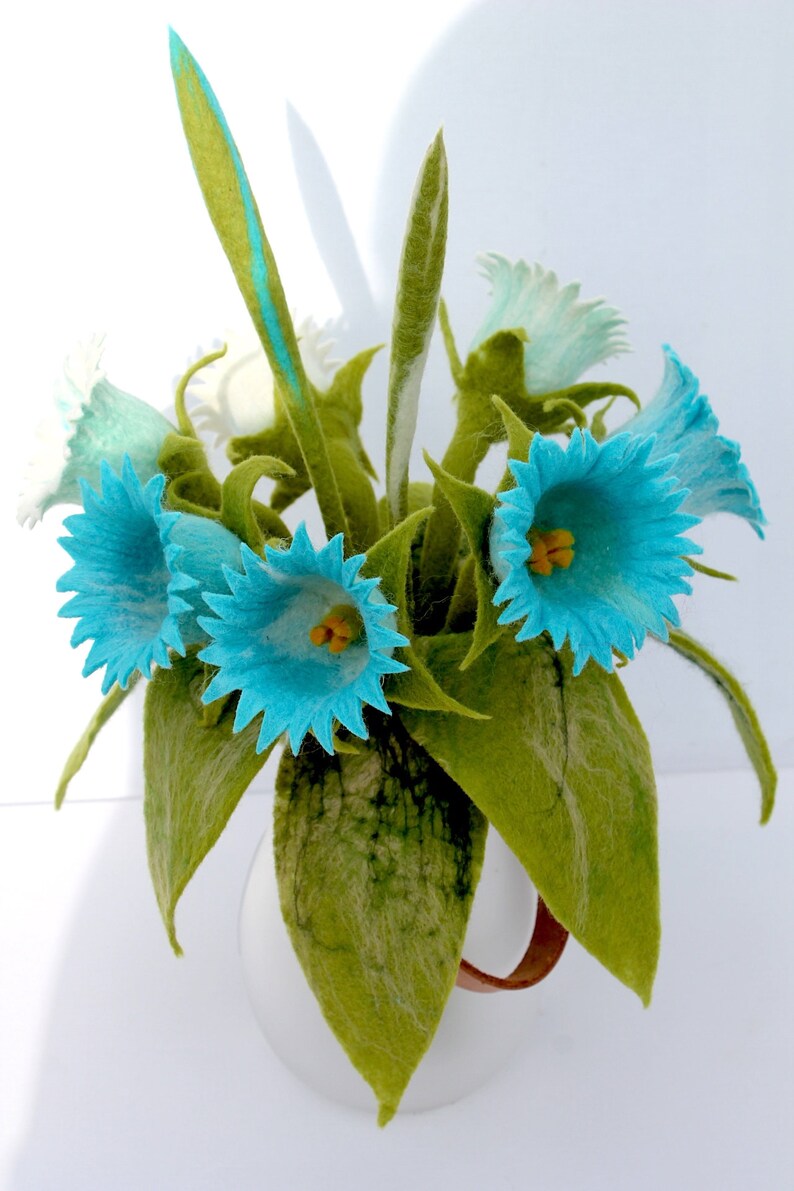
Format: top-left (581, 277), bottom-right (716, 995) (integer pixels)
top-left (417, 404), bottom-right (492, 630)
top-left (174, 346), bottom-right (228, 439)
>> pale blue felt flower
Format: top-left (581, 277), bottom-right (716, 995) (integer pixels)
top-left (490, 430), bottom-right (701, 675)
top-left (617, 346), bottom-right (766, 537)
top-left (57, 457), bottom-right (243, 694)
top-left (18, 336), bottom-right (175, 527)
top-left (198, 523), bottom-right (410, 755)
top-left (470, 254), bottom-right (629, 395)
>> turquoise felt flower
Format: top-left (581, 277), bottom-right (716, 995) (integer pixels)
top-left (489, 429), bottom-right (701, 674)
top-left (471, 254), bottom-right (629, 394)
top-left (198, 523), bottom-right (410, 754)
top-left (617, 346), bottom-right (766, 536)
top-left (57, 457), bottom-right (243, 693)
top-left (18, 336), bottom-right (175, 527)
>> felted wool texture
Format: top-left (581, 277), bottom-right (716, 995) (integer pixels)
top-left (617, 346), bottom-right (766, 535)
top-left (471, 254), bottom-right (629, 395)
top-left (490, 429), bottom-right (701, 674)
top-left (274, 724), bottom-right (487, 1126)
top-left (18, 335), bottom-right (174, 527)
top-left (385, 130), bottom-right (448, 524)
top-left (199, 524), bottom-right (409, 754)
top-left (402, 631), bottom-right (660, 1005)
top-left (170, 31), bottom-right (348, 544)
top-left (667, 629), bottom-right (776, 823)
top-left (57, 458), bottom-right (244, 693)
top-left (144, 655), bottom-right (273, 953)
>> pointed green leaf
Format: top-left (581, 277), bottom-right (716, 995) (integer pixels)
top-left (274, 723), bottom-right (487, 1125)
top-left (423, 453), bottom-right (501, 668)
top-left (667, 630), bottom-right (776, 823)
top-left (684, 558), bottom-right (738, 582)
top-left (492, 394), bottom-right (533, 465)
top-left (437, 297), bottom-right (463, 386)
top-left (169, 30), bottom-right (348, 541)
top-left (402, 633), bottom-right (660, 1005)
top-left (143, 655), bottom-right (273, 954)
top-left (55, 678), bottom-right (139, 809)
top-left (385, 130), bottom-right (448, 525)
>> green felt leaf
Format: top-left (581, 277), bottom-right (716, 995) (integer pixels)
top-left (385, 130), bottom-right (448, 525)
top-left (220, 455), bottom-right (295, 551)
top-left (685, 558), bottom-right (737, 582)
top-left (166, 470), bottom-right (223, 518)
top-left (158, 431), bottom-right (211, 478)
top-left (143, 654), bottom-right (272, 954)
top-left (437, 297), bottom-right (463, 387)
top-left (492, 395), bottom-right (533, 469)
top-left (666, 630), bottom-right (776, 823)
top-left (169, 30), bottom-right (348, 542)
top-left (543, 381), bottom-right (640, 414)
top-left (274, 722), bottom-right (487, 1125)
top-left (423, 454), bottom-right (501, 668)
top-left (55, 678), bottom-right (139, 809)
top-left (402, 633), bottom-right (660, 1004)
top-left (322, 346), bottom-right (381, 478)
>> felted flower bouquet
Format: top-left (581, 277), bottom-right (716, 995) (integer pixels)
top-left (19, 31), bottom-right (776, 1126)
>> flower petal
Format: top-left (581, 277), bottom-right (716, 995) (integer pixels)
top-left (490, 429), bottom-right (699, 674)
top-left (471, 254), bottom-right (629, 394)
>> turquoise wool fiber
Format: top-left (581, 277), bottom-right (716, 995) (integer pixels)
top-left (489, 429), bottom-right (701, 675)
top-left (470, 253), bottom-right (629, 394)
top-left (198, 523), bottom-right (410, 754)
top-left (18, 337), bottom-right (175, 527)
top-left (618, 346), bottom-right (766, 536)
top-left (57, 457), bottom-right (243, 693)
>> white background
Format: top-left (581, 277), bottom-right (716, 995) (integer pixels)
top-left (1, 2), bottom-right (792, 1188)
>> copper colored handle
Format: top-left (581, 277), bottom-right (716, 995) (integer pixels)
top-left (456, 895), bottom-right (569, 993)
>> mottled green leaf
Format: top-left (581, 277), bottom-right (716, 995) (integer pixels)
top-left (144, 655), bottom-right (272, 953)
top-left (667, 629), bottom-right (776, 823)
top-left (274, 721), bottom-right (487, 1125)
top-left (402, 633), bottom-right (660, 1005)
top-left (386, 130), bottom-right (448, 524)
top-left (55, 678), bottom-right (139, 809)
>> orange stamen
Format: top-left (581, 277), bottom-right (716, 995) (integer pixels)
top-left (308, 604), bottom-right (364, 654)
top-left (529, 527), bottom-right (575, 575)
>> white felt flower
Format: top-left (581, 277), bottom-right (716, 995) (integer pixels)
top-left (17, 335), bottom-right (174, 528)
top-left (191, 317), bottom-right (339, 447)
top-left (471, 253), bottom-right (629, 395)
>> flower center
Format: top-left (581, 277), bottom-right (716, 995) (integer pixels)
top-left (528, 527), bottom-right (575, 576)
top-left (308, 603), bottom-right (364, 654)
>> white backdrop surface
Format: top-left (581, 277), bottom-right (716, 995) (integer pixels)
top-left (1, 2), bottom-right (792, 1188)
